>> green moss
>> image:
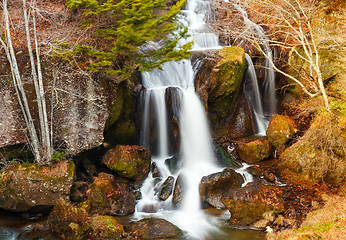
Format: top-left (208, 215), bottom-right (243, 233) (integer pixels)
top-left (208, 46), bottom-right (246, 125)
top-left (104, 84), bottom-right (136, 144)
top-left (110, 158), bottom-right (138, 178)
top-left (90, 215), bottom-right (124, 239)
top-left (104, 85), bottom-right (124, 131)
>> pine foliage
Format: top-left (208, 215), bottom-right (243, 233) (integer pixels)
top-left (65, 0), bottom-right (192, 78)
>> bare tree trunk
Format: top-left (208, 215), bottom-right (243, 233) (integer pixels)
top-left (32, 0), bottom-right (52, 159)
top-left (2, 0), bottom-right (41, 162)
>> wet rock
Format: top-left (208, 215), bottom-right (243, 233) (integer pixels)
top-left (224, 94), bottom-right (256, 139)
top-left (88, 215), bottom-right (124, 239)
top-left (140, 204), bottom-right (158, 213)
top-left (166, 87), bottom-right (182, 154)
top-left (221, 182), bottom-right (285, 227)
top-left (0, 160), bottom-right (75, 212)
top-left (128, 217), bottom-right (184, 239)
top-left (214, 144), bottom-right (242, 168)
top-left (88, 172), bottom-right (135, 216)
top-left (266, 114), bottom-right (298, 154)
top-left (165, 155), bottom-right (181, 174)
top-left (173, 173), bottom-right (185, 207)
top-left (102, 145), bottom-right (151, 182)
top-left (159, 176), bottom-right (175, 201)
top-left (151, 162), bottom-right (161, 178)
top-left (235, 138), bottom-right (271, 164)
top-left (195, 47), bottom-right (247, 128)
top-left (199, 168), bottom-right (243, 208)
top-left (48, 199), bottom-right (91, 240)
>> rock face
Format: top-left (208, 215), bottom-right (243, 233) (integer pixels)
top-left (48, 199), bottom-right (91, 240)
top-left (278, 113), bottom-right (346, 185)
top-left (0, 56), bottom-right (137, 157)
top-left (221, 182), bottom-right (285, 227)
top-left (102, 145), bottom-right (151, 182)
top-left (199, 168), bottom-right (243, 208)
top-left (266, 114), bottom-right (298, 153)
top-left (88, 172), bottom-right (135, 216)
top-left (0, 160), bottom-right (75, 212)
top-left (236, 138), bottom-right (271, 163)
top-left (194, 47), bottom-right (247, 129)
top-left (128, 218), bottom-right (183, 239)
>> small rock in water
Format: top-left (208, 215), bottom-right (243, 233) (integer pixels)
top-left (159, 176), bottom-right (175, 201)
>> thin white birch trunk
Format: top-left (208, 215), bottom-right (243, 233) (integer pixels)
top-left (32, 0), bottom-right (52, 159)
top-left (2, 0), bottom-right (41, 162)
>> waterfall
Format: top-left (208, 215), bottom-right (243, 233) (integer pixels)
top-left (135, 0), bottom-right (224, 238)
top-left (244, 54), bottom-right (267, 135)
top-left (233, 3), bottom-right (277, 131)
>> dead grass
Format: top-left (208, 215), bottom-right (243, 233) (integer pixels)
top-left (267, 194), bottom-right (346, 240)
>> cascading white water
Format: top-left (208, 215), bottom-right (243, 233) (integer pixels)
top-left (135, 0), bottom-right (225, 238)
top-left (233, 3), bottom-right (277, 131)
top-left (244, 54), bottom-right (267, 135)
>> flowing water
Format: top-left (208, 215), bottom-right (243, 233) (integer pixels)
top-left (134, 0), bottom-right (268, 239)
top-left (0, 1), bottom-right (274, 239)
top-left (233, 3), bottom-right (277, 135)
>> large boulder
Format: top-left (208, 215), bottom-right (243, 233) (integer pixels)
top-left (194, 47), bottom-right (247, 128)
top-left (48, 199), bottom-right (91, 240)
top-left (221, 182), bottom-right (285, 227)
top-left (235, 137), bottom-right (271, 164)
top-left (0, 55), bottom-right (138, 157)
top-left (102, 145), bottom-right (151, 182)
top-left (128, 218), bottom-right (184, 239)
top-left (0, 160), bottom-right (75, 212)
top-left (88, 172), bottom-right (135, 216)
top-left (266, 114), bottom-right (298, 154)
top-left (278, 112), bottom-right (346, 185)
top-left (199, 168), bottom-right (243, 208)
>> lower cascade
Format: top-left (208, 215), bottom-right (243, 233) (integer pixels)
top-left (136, 61), bottom-right (223, 239)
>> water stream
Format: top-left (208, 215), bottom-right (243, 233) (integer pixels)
top-left (135, 0), bottom-right (228, 238)
top-left (233, 3), bottom-right (277, 135)
top-left (134, 0), bottom-right (278, 238)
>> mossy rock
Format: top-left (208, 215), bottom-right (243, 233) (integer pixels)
top-left (88, 172), bottom-right (135, 216)
top-left (221, 182), bottom-right (285, 227)
top-left (266, 114), bottom-right (298, 153)
top-left (194, 47), bottom-right (246, 127)
top-left (104, 84), bottom-right (136, 145)
top-left (199, 168), bottom-right (244, 208)
top-left (208, 47), bottom-right (247, 125)
top-left (235, 138), bottom-right (271, 164)
top-left (48, 199), bottom-right (91, 240)
top-left (128, 217), bottom-right (184, 239)
top-left (0, 160), bottom-right (75, 212)
top-left (278, 112), bottom-right (346, 185)
top-left (88, 215), bottom-right (124, 239)
top-left (104, 84), bottom-right (124, 131)
top-left (102, 145), bottom-right (151, 181)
